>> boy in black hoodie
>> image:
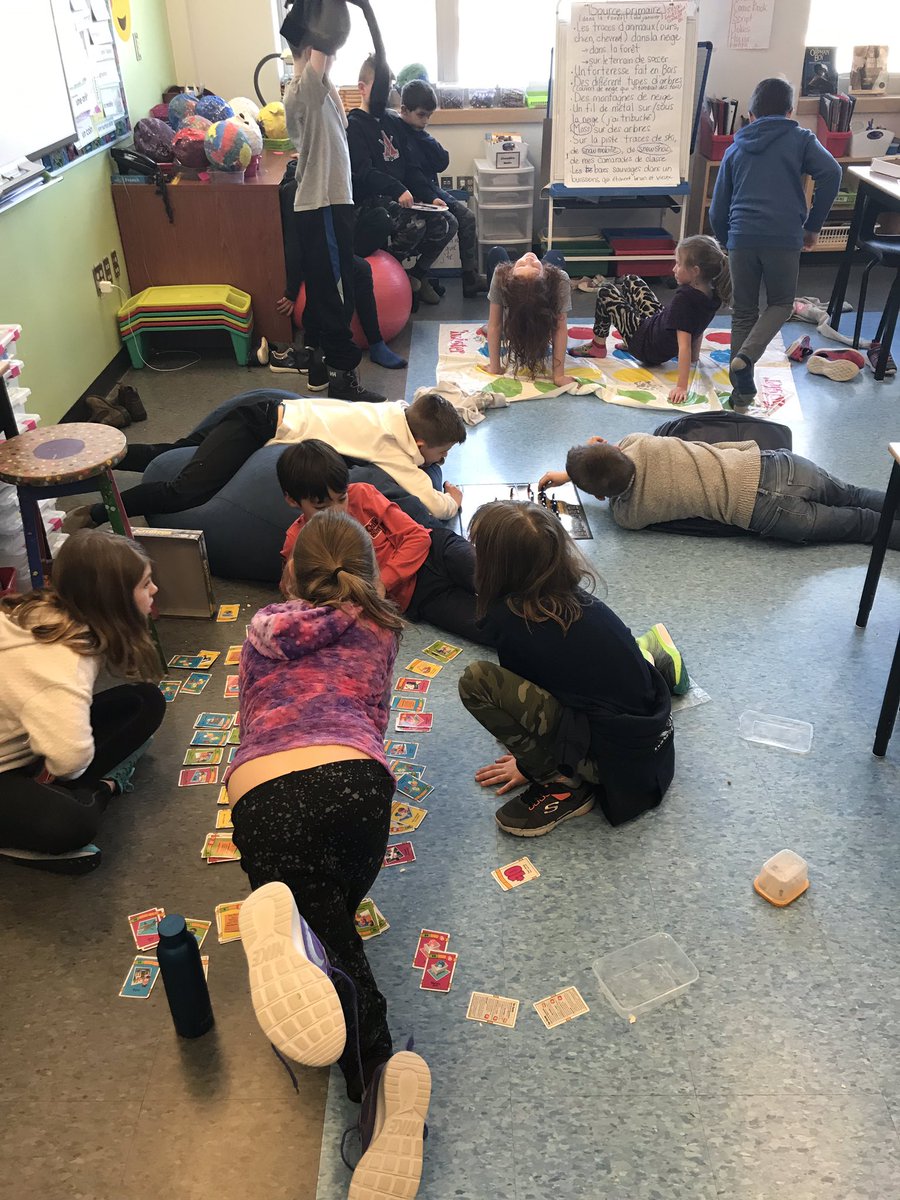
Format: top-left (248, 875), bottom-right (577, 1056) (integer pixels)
top-left (347, 55), bottom-right (456, 305)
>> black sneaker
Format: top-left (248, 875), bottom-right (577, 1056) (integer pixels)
top-left (0, 843), bottom-right (102, 875)
top-left (495, 781), bottom-right (595, 837)
top-left (326, 367), bottom-right (386, 403)
top-left (268, 344), bottom-right (311, 374)
top-left (307, 349), bottom-right (329, 391)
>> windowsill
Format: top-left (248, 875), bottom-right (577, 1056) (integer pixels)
top-left (796, 95), bottom-right (900, 115)
top-left (428, 107), bottom-right (547, 125)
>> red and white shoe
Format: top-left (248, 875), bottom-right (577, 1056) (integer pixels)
top-left (785, 335), bottom-right (813, 362)
top-left (806, 348), bottom-right (865, 381)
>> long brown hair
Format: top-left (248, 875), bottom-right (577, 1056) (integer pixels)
top-left (469, 501), bottom-right (595, 631)
top-left (0, 529), bottom-right (160, 680)
top-left (677, 234), bottom-right (732, 307)
top-left (493, 262), bottom-right (568, 379)
top-left (287, 508), bottom-right (404, 633)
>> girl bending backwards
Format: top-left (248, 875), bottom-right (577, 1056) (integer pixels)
top-left (228, 509), bottom-right (430, 1196)
top-left (0, 530), bottom-right (166, 874)
top-left (483, 246), bottom-right (577, 388)
top-left (458, 501), bottom-right (675, 838)
top-left (572, 234), bottom-right (732, 405)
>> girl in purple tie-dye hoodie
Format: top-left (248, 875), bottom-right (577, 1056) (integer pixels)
top-left (228, 509), bottom-right (402, 1102)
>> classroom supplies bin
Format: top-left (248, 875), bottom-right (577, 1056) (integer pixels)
top-left (475, 181), bottom-right (533, 206)
top-left (539, 233), bottom-right (612, 276)
top-left (471, 195), bottom-right (532, 242)
top-left (754, 850), bottom-right (810, 907)
top-left (593, 933), bottom-right (698, 1019)
top-left (699, 122), bottom-right (734, 161)
top-left (816, 117), bottom-right (851, 157)
top-left (474, 159), bottom-right (534, 191)
top-left (739, 710), bottom-right (813, 753)
top-left (602, 227), bottom-right (676, 277)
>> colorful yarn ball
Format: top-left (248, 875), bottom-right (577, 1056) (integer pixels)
top-left (196, 95), bottom-right (234, 124)
top-left (180, 114), bottom-right (212, 134)
top-left (228, 96), bottom-right (260, 127)
top-left (226, 116), bottom-right (262, 156)
top-left (258, 101), bottom-right (288, 140)
top-left (204, 120), bottom-right (253, 171)
top-left (133, 117), bottom-right (175, 161)
top-left (173, 128), bottom-right (208, 169)
top-left (167, 93), bottom-right (198, 130)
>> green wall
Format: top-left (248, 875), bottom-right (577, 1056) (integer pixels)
top-left (0, 2), bottom-right (175, 423)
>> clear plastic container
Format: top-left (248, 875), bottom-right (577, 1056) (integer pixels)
top-left (754, 849), bottom-right (809, 907)
top-left (593, 932), bottom-right (698, 1019)
top-left (474, 159), bottom-right (534, 189)
top-left (437, 84), bottom-right (467, 110)
top-left (739, 710), bottom-right (813, 754)
top-left (471, 195), bottom-right (532, 241)
top-left (474, 181), bottom-right (533, 206)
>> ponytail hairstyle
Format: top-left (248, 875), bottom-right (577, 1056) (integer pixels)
top-left (677, 234), bottom-right (732, 307)
top-left (287, 508), bottom-right (404, 633)
top-left (469, 500), bottom-right (597, 632)
top-left (0, 529), bottom-right (160, 680)
top-left (492, 261), bottom-right (569, 379)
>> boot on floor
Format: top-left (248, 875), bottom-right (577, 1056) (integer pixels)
top-left (326, 367), bottom-right (386, 403)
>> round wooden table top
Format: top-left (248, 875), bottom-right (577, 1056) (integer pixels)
top-left (0, 424), bottom-right (127, 486)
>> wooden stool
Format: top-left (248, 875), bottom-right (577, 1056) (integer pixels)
top-left (855, 442), bottom-right (900, 757)
top-left (0, 424), bottom-right (165, 666)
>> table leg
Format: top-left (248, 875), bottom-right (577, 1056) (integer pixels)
top-left (18, 489), bottom-right (51, 588)
top-left (827, 182), bottom-right (869, 330)
top-left (873, 628), bottom-right (900, 757)
top-left (856, 460), bottom-right (900, 627)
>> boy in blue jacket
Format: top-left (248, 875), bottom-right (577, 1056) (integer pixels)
top-left (710, 77), bottom-right (841, 408)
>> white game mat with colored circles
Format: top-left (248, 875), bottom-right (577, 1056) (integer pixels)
top-left (436, 323), bottom-right (803, 422)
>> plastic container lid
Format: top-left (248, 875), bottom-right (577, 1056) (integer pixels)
top-left (593, 932), bottom-right (698, 1019)
top-left (739, 710), bottom-right (813, 754)
top-left (754, 849), bottom-right (809, 907)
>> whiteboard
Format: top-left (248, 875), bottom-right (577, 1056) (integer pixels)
top-left (551, 1), bottom-right (698, 190)
top-left (0, 0), bottom-right (75, 165)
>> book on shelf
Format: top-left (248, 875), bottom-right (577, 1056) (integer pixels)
top-left (819, 93), bottom-right (856, 133)
top-left (802, 47), bottom-right (838, 97)
top-left (850, 45), bottom-right (889, 95)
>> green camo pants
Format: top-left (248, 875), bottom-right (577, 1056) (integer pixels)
top-left (458, 661), bottom-right (600, 786)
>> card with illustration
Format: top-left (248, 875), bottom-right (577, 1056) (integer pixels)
top-left (200, 831), bottom-right (241, 861)
top-left (215, 901), bottom-right (243, 943)
top-left (382, 840), bottom-right (416, 867)
top-left (395, 712), bottom-right (433, 733)
top-left (216, 807), bottom-right (234, 830)
top-left (420, 949), bottom-right (458, 993)
top-left (226, 727), bottom-right (241, 745)
top-left (395, 772), bottom-right (433, 803)
top-left (168, 654), bottom-right (207, 671)
top-left (217, 604), bottom-right (240, 622)
top-left (390, 695), bottom-right (426, 713)
top-left (224, 675), bottom-right (239, 700)
top-left (216, 785), bottom-right (229, 806)
top-left (492, 856), bottom-right (541, 891)
top-left (225, 644), bottom-right (243, 666)
top-left (197, 650), bottom-right (220, 667)
top-left (159, 680), bottom-right (181, 702)
top-left (128, 906), bottom-right (165, 952)
top-left (533, 986), bottom-right (589, 1030)
top-left (181, 672), bottom-right (211, 695)
top-left (423, 640), bottom-right (462, 664)
top-left (384, 740), bottom-right (418, 760)
top-left (179, 767), bottom-right (219, 787)
top-left (119, 955), bottom-right (161, 999)
top-left (226, 746), bottom-right (238, 763)
top-left (394, 677), bottom-right (431, 694)
top-left (183, 747), bottom-right (224, 766)
top-left (195, 712), bottom-right (233, 730)
top-left (355, 897), bottom-right (389, 940)
top-left (190, 730), bottom-right (227, 747)
top-left (185, 918), bottom-right (211, 948)
top-left (406, 658), bottom-right (442, 679)
top-left (466, 992), bottom-right (520, 1028)
top-left (389, 760), bottom-right (426, 782)
top-left (412, 929), bottom-right (450, 969)
top-left (390, 801), bottom-right (427, 835)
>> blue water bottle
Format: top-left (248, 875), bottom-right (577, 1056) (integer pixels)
top-left (156, 914), bottom-right (214, 1038)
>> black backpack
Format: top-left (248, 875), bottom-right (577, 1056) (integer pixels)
top-left (647, 411), bottom-right (792, 538)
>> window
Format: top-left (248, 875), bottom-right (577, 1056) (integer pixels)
top-left (328, 4), bottom-right (438, 88)
top-left (806, 1), bottom-right (900, 73)
top-left (455, 0), bottom-right (556, 87)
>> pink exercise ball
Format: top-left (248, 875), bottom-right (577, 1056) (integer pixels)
top-left (292, 250), bottom-right (412, 349)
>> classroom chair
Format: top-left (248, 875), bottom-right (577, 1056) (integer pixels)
top-left (851, 234), bottom-right (900, 381)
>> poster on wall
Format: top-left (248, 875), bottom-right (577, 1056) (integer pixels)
top-left (728, 0), bottom-right (774, 52)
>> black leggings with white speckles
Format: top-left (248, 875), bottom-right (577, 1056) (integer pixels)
top-left (231, 759), bottom-right (394, 1085)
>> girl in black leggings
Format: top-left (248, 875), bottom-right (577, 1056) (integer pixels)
top-left (0, 530), bottom-right (166, 874)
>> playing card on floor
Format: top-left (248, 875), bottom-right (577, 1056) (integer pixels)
top-left (533, 986), bottom-right (589, 1030)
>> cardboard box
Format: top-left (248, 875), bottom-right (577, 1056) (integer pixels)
top-left (133, 528), bottom-right (216, 618)
top-left (871, 155), bottom-right (900, 180)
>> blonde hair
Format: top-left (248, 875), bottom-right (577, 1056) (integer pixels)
top-left (677, 235), bottom-right (732, 307)
top-left (0, 529), bottom-right (160, 680)
top-left (287, 509), bottom-right (403, 633)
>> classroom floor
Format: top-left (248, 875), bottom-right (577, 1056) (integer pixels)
top-left (2, 269), bottom-right (899, 1200)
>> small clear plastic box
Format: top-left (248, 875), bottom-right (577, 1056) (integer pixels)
top-left (754, 849), bottom-right (809, 907)
top-left (593, 932), bottom-right (698, 1019)
top-left (739, 710), bottom-right (813, 754)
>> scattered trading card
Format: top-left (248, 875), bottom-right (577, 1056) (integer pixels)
top-left (226, 746), bottom-right (238, 763)
top-left (190, 730), bottom-right (227, 747)
top-left (395, 712), bottom-right (433, 733)
top-left (216, 785), bottom-right (229, 806)
top-left (119, 955), bottom-right (161, 1000)
top-left (492, 856), bottom-right (540, 891)
top-left (420, 949), bottom-right (458, 993)
top-left (390, 695), bottom-right (426, 713)
top-left (355, 897), bottom-right (390, 940)
top-left (384, 740), bottom-right (418, 759)
top-left (200, 831), bottom-right (241, 861)
top-left (395, 677), bottom-right (431, 694)
top-left (406, 658), bottom-right (442, 679)
top-left (466, 992), bottom-right (520, 1028)
top-left (232, 713), bottom-right (240, 727)
top-left (195, 712), bottom-right (233, 730)
top-left (168, 654), bottom-right (208, 670)
top-left (224, 675), bottom-right (239, 700)
top-left (389, 760), bottom-right (426, 781)
top-left (216, 808), bottom-right (234, 830)
top-left (383, 840), bottom-right (416, 867)
top-left (395, 772), bottom-right (433, 803)
top-left (226, 727), bottom-right (241, 745)
top-left (159, 680), bottom-right (181, 702)
top-left (201, 954), bottom-right (209, 980)
top-left (533, 986), bottom-right (589, 1030)
top-left (390, 801), bottom-right (427, 834)
top-left (217, 604), bottom-right (240, 622)
top-left (128, 906), bottom-right (165, 952)
top-left (215, 901), bottom-right (243, 943)
top-left (185, 918), bottom-right (211, 948)
top-left (197, 650), bottom-right (220, 667)
top-left (224, 645), bottom-right (243, 666)
top-left (412, 929), bottom-right (450, 969)
top-left (423, 640), bottom-right (463, 664)
top-left (179, 767), bottom-right (219, 787)
top-left (183, 746), bottom-right (224, 766)
top-left (181, 672), bottom-right (211, 695)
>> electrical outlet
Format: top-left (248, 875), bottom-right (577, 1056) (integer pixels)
top-left (102, 257), bottom-right (112, 282)
top-left (92, 265), bottom-right (104, 296)
top-left (440, 175), bottom-right (453, 190)
top-left (456, 175), bottom-right (474, 193)
top-left (111, 251), bottom-right (120, 278)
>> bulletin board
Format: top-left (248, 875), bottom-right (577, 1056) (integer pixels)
top-left (42, 0), bottom-right (131, 171)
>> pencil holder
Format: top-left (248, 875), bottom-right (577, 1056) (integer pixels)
top-left (816, 118), bottom-right (851, 158)
top-left (699, 122), bottom-right (733, 161)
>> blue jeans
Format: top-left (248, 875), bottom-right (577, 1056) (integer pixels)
top-left (485, 246), bottom-right (566, 290)
top-left (748, 450), bottom-right (898, 547)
